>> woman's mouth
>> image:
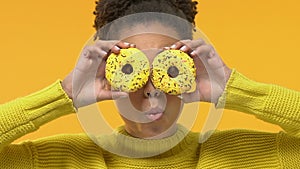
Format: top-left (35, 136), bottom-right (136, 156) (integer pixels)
top-left (145, 108), bottom-right (164, 121)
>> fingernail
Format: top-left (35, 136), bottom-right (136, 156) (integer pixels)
top-left (180, 46), bottom-right (187, 51)
top-left (124, 42), bottom-right (130, 46)
top-left (114, 46), bottom-right (120, 51)
top-left (170, 44), bottom-right (176, 49)
top-left (177, 95), bottom-right (183, 99)
top-left (163, 47), bottom-right (170, 50)
top-left (102, 51), bottom-right (108, 56)
top-left (190, 51), bottom-right (196, 57)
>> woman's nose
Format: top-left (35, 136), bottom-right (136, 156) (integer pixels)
top-left (143, 80), bottom-right (162, 97)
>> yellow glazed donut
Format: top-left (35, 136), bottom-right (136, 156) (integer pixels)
top-left (105, 48), bottom-right (150, 92)
top-left (151, 50), bottom-right (196, 95)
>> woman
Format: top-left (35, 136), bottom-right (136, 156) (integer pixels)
top-left (0, 0), bottom-right (299, 168)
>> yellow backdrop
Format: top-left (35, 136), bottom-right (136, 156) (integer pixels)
top-left (0, 0), bottom-right (299, 143)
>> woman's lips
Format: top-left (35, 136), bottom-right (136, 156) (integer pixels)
top-left (145, 108), bottom-right (164, 121)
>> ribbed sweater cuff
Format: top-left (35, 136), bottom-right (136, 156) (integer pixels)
top-left (20, 80), bottom-right (76, 128)
top-left (216, 69), bottom-right (270, 115)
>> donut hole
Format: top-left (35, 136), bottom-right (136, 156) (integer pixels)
top-left (167, 66), bottom-right (179, 78)
top-left (122, 64), bottom-right (134, 74)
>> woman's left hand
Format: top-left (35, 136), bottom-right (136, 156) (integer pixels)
top-left (168, 39), bottom-right (232, 104)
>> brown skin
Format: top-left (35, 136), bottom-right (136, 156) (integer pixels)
top-left (62, 22), bottom-right (231, 139)
top-left (116, 32), bottom-right (184, 139)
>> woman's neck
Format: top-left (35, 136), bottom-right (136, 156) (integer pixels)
top-left (124, 122), bottom-right (178, 139)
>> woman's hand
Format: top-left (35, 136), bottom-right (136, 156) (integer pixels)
top-left (62, 40), bottom-right (134, 108)
top-left (168, 39), bottom-right (232, 104)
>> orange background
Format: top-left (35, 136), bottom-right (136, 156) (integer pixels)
top-left (0, 0), bottom-right (299, 142)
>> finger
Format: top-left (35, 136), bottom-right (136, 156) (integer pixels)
top-left (95, 40), bottom-right (136, 51)
top-left (190, 44), bottom-right (212, 59)
top-left (110, 41), bottom-right (134, 54)
top-left (187, 38), bottom-right (206, 49)
top-left (95, 40), bottom-right (137, 57)
top-left (193, 56), bottom-right (207, 75)
top-left (83, 45), bottom-right (108, 60)
top-left (94, 40), bottom-right (119, 52)
top-left (111, 91), bottom-right (129, 100)
top-left (169, 40), bottom-right (193, 53)
top-left (179, 45), bottom-right (193, 53)
top-left (170, 41), bottom-right (186, 49)
top-left (170, 39), bottom-right (207, 55)
top-left (208, 47), bottom-right (216, 58)
top-left (110, 41), bottom-right (137, 54)
top-left (129, 43), bottom-right (136, 48)
top-left (170, 39), bottom-right (206, 50)
top-left (110, 45), bottom-right (121, 54)
top-left (116, 41), bottom-right (136, 49)
top-left (94, 40), bottom-right (121, 61)
top-left (96, 60), bottom-right (107, 78)
top-left (97, 90), bottom-right (129, 101)
top-left (180, 90), bottom-right (201, 103)
top-left (190, 38), bottom-right (206, 49)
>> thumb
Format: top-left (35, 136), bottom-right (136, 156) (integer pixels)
top-left (180, 90), bottom-right (201, 103)
top-left (111, 91), bottom-right (129, 100)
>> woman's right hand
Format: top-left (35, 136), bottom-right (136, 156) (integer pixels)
top-left (62, 40), bottom-right (134, 108)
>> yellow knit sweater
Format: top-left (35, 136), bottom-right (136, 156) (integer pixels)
top-left (0, 70), bottom-right (300, 168)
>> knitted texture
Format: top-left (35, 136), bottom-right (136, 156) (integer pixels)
top-left (218, 69), bottom-right (300, 138)
top-left (0, 80), bottom-right (75, 151)
top-left (0, 71), bottom-right (300, 168)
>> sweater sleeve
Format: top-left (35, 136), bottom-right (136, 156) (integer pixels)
top-left (217, 69), bottom-right (300, 137)
top-left (0, 80), bottom-right (76, 151)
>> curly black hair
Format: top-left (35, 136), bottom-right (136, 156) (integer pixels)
top-left (93, 0), bottom-right (198, 40)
